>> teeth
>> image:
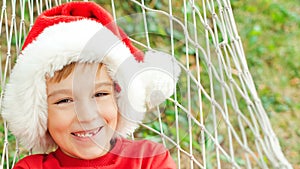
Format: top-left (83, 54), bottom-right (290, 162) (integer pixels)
top-left (74, 132), bottom-right (93, 138)
top-left (72, 127), bottom-right (101, 138)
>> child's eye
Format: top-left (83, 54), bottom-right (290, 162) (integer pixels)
top-left (54, 98), bottom-right (73, 105)
top-left (94, 92), bottom-right (109, 97)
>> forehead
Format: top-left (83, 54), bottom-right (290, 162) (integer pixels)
top-left (73, 63), bottom-right (112, 83)
top-left (46, 63), bottom-right (113, 92)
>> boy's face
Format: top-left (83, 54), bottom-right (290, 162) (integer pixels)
top-left (46, 63), bottom-right (118, 159)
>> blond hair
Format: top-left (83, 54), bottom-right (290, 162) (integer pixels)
top-left (48, 62), bottom-right (103, 83)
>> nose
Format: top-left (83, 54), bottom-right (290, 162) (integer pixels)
top-left (74, 99), bottom-right (101, 123)
top-left (72, 63), bottom-right (103, 123)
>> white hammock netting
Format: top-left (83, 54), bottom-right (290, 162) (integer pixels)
top-left (0, 0), bottom-right (293, 168)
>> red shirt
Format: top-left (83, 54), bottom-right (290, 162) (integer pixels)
top-left (13, 138), bottom-right (176, 169)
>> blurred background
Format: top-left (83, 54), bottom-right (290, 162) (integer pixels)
top-left (231, 0), bottom-right (300, 167)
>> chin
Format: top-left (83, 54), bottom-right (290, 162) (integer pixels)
top-left (76, 147), bottom-right (109, 160)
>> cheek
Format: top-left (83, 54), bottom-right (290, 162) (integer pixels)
top-left (104, 105), bottom-right (118, 124)
top-left (48, 106), bottom-right (75, 133)
top-left (96, 98), bottom-right (118, 124)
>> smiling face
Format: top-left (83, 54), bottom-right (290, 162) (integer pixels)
top-left (46, 63), bottom-right (118, 159)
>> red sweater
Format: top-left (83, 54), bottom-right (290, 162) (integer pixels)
top-left (13, 138), bottom-right (176, 169)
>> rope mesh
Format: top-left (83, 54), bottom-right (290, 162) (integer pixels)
top-left (0, 0), bottom-right (292, 168)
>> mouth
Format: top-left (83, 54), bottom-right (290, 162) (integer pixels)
top-left (71, 126), bottom-right (103, 138)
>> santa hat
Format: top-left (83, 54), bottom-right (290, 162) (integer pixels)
top-left (1, 1), bottom-right (180, 152)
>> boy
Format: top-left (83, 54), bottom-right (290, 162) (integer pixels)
top-left (1, 1), bottom-right (180, 168)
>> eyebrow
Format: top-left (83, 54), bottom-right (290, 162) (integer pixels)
top-left (47, 82), bottom-right (114, 99)
top-left (47, 89), bottom-right (72, 99)
top-left (94, 82), bottom-right (114, 89)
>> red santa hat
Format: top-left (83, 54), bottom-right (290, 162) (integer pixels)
top-left (1, 1), bottom-right (180, 152)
